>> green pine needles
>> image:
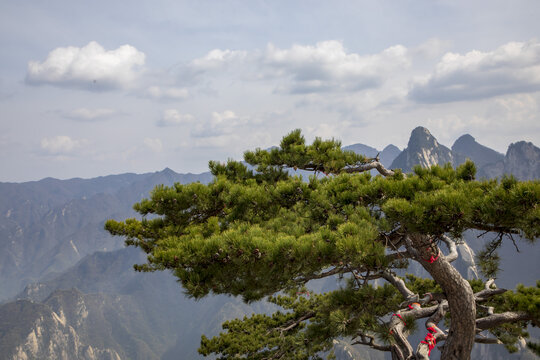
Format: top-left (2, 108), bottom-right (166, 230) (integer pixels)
top-left (106, 130), bottom-right (539, 360)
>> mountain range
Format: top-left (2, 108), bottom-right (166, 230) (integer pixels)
top-left (0, 127), bottom-right (538, 359)
top-left (391, 126), bottom-right (540, 180)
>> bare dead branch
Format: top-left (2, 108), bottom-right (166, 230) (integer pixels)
top-left (352, 333), bottom-right (392, 351)
top-left (476, 311), bottom-right (532, 330)
top-left (474, 337), bottom-right (503, 344)
top-left (341, 161), bottom-right (396, 177)
top-left (474, 279), bottom-right (508, 301)
top-left (507, 233), bottom-right (521, 252)
top-left (382, 270), bottom-right (416, 300)
top-left (389, 313), bottom-right (414, 360)
top-left (440, 235), bottom-right (458, 263)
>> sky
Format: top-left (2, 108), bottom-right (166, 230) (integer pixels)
top-left (1, 0), bottom-right (540, 182)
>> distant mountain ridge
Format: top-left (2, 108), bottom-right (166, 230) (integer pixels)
top-left (481, 141), bottom-right (540, 180)
top-left (0, 169), bottom-right (212, 302)
top-left (343, 143), bottom-right (401, 169)
top-left (391, 126), bottom-right (540, 181)
top-left (6, 247), bottom-right (273, 360)
top-left (391, 126), bottom-right (458, 172)
top-left (0, 129), bottom-right (538, 360)
top-left (451, 134), bottom-right (504, 169)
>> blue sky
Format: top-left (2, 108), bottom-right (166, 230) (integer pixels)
top-left (1, 0), bottom-right (539, 182)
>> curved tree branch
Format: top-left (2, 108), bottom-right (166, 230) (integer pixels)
top-left (382, 270), bottom-right (416, 300)
top-left (416, 300), bottom-right (448, 359)
top-left (351, 333), bottom-right (392, 352)
top-left (341, 161), bottom-right (396, 177)
top-left (476, 311), bottom-right (533, 330)
top-left (474, 279), bottom-right (508, 301)
top-left (274, 311), bottom-right (316, 334)
top-left (440, 235), bottom-right (458, 263)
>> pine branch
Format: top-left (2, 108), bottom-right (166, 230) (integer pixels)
top-left (296, 266), bottom-right (346, 282)
top-left (341, 161), bottom-right (397, 177)
top-left (351, 333), bottom-right (392, 351)
top-left (382, 270), bottom-right (416, 300)
top-left (474, 279), bottom-right (508, 301)
top-left (476, 311), bottom-right (533, 330)
top-left (274, 311), bottom-right (316, 334)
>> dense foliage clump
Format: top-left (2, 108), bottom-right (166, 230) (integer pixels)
top-left (106, 130), bottom-right (539, 359)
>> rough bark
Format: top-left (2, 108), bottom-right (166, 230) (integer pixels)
top-left (408, 234), bottom-right (476, 360)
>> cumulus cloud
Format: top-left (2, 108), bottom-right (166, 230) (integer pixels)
top-left (63, 107), bottom-right (118, 121)
top-left (190, 49), bottom-right (248, 71)
top-left (145, 86), bottom-right (189, 100)
top-left (182, 41), bottom-right (410, 95)
top-left (157, 109), bottom-right (195, 127)
top-left (144, 138), bottom-right (163, 153)
top-left (409, 40), bottom-right (540, 103)
top-left (191, 110), bottom-right (248, 138)
top-left (263, 41), bottom-right (410, 94)
top-left (26, 41), bottom-right (145, 91)
top-left (41, 136), bottom-right (87, 155)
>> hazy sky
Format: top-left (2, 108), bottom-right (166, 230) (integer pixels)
top-left (1, 0), bottom-right (540, 182)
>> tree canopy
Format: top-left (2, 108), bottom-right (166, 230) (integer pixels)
top-left (106, 130), bottom-right (540, 360)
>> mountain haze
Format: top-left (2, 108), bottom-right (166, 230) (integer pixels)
top-left (0, 169), bottom-right (212, 301)
top-left (0, 128), bottom-right (538, 359)
top-left (451, 134), bottom-right (504, 169)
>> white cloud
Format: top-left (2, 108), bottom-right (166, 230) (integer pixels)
top-left (63, 107), bottom-right (117, 121)
top-left (157, 109), bottom-right (195, 127)
top-left (211, 110), bottom-right (237, 124)
top-left (190, 49), bottom-right (248, 71)
top-left (143, 138), bottom-right (163, 153)
top-left (41, 136), bottom-right (87, 155)
top-left (183, 41), bottom-right (410, 95)
top-left (411, 38), bottom-right (452, 60)
top-left (263, 41), bottom-right (410, 94)
top-left (191, 110), bottom-right (247, 138)
top-left (146, 86), bottom-right (189, 100)
top-left (26, 41), bottom-right (145, 91)
top-left (409, 40), bottom-right (540, 103)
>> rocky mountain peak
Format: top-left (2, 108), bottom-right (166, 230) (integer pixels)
top-left (390, 127), bottom-right (455, 172)
top-left (506, 141), bottom-right (539, 157)
top-left (504, 141), bottom-right (540, 180)
top-left (407, 126), bottom-right (439, 150)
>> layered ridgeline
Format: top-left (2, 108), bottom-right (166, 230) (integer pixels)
top-left (6, 248), bottom-right (275, 360)
top-left (0, 169), bottom-right (212, 301)
top-left (392, 126), bottom-right (540, 181)
top-left (0, 128), bottom-right (538, 360)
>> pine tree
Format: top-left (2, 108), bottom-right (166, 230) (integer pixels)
top-left (106, 130), bottom-right (539, 360)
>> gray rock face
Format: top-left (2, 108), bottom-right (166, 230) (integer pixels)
top-left (481, 141), bottom-right (540, 180)
top-left (0, 292), bottom-right (122, 360)
top-left (391, 127), bottom-right (456, 172)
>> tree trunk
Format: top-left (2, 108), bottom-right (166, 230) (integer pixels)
top-left (410, 234), bottom-right (476, 360)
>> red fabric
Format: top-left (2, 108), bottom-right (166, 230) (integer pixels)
top-left (392, 313), bottom-right (406, 325)
top-left (421, 332), bottom-right (437, 355)
top-left (423, 251), bottom-right (440, 263)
